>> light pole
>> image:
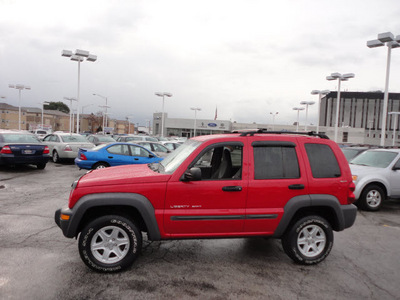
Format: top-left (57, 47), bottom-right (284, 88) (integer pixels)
top-left (81, 103), bottom-right (94, 114)
top-left (270, 112), bottom-right (278, 130)
top-left (63, 97), bottom-right (77, 134)
top-left (367, 32), bottom-right (400, 146)
top-left (99, 105), bottom-right (111, 134)
top-left (388, 112), bottom-right (400, 146)
top-left (293, 107), bottom-right (305, 132)
top-left (326, 72), bottom-right (355, 143)
top-left (155, 92), bottom-right (172, 137)
top-left (93, 94), bottom-right (108, 128)
top-left (8, 84), bottom-right (31, 130)
top-left (300, 101), bottom-right (315, 131)
top-left (190, 107), bottom-right (201, 137)
top-left (38, 101), bottom-right (50, 129)
top-left (62, 49), bottom-right (97, 133)
top-left (311, 90), bottom-right (330, 133)
top-left (126, 116), bottom-right (133, 134)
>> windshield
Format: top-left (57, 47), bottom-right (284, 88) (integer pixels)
top-left (350, 150), bottom-right (398, 168)
top-left (3, 133), bottom-right (40, 143)
top-left (159, 140), bottom-right (201, 174)
top-left (342, 148), bottom-right (365, 162)
top-left (61, 135), bottom-right (90, 143)
top-left (97, 136), bottom-right (115, 142)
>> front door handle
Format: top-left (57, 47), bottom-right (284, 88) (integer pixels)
top-left (108, 156), bottom-right (113, 159)
top-left (222, 186), bottom-right (242, 192)
top-left (288, 184), bottom-right (304, 190)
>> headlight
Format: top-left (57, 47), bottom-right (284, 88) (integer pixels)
top-left (71, 179), bottom-right (79, 190)
top-left (352, 175), bottom-right (358, 181)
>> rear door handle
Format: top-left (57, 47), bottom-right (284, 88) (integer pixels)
top-left (288, 184), bottom-right (304, 190)
top-left (222, 186), bottom-right (242, 192)
top-left (108, 156), bottom-right (113, 159)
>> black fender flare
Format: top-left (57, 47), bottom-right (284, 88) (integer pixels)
top-left (272, 194), bottom-right (357, 237)
top-left (60, 193), bottom-right (161, 240)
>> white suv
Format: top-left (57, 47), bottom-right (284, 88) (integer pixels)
top-left (350, 149), bottom-right (400, 211)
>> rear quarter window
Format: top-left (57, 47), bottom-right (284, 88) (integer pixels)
top-left (305, 143), bottom-right (341, 178)
top-left (253, 144), bottom-right (300, 179)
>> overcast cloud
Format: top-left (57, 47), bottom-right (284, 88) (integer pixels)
top-left (1, 0), bottom-right (400, 127)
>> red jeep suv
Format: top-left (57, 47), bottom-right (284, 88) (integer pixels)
top-left (55, 130), bottom-right (357, 272)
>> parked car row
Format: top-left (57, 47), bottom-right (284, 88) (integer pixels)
top-left (0, 130), bottom-right (178, 170)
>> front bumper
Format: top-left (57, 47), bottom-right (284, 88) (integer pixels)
top-left (54, 207), bottom-right (75, 238)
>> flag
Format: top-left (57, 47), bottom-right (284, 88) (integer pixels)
top-left (214, 106), bottom-right (217, 120)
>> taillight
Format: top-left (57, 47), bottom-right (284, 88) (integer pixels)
top-left (79, 153), bottom-right (87, 160)
top-left (347, 181), bottom-right (356, 204)
top-left (0, 146), bottom-right (12, 154)
top-left (43, 146), bottom-right (50, 154)
top-left (64, 145), bottom-right (72, 151)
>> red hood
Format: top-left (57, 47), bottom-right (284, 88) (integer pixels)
top-left (77, 164), bottom-right (170, 188)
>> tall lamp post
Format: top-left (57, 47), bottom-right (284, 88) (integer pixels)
top-left (293, 107), bottom-right (305, 132)
top-left (155, 92), bottom-right (172, 137)
top-left (190, 107), bottom-right (201, 137)
top-left (93, 94), bottom-right (108, 128)
top-left (326, 72), bottom-right (355, 143)
top-left (311, 90), bottom-right (330, 133)
top-left (388, 112), bottom-right (400, 146)
top-left (62, 49), bottom-right (97, 133)
top-left (38, 101), bottom-right (50, 129)
top-left (270, 112), bottom-right (278, 130)
top-left (9, 84), bottom-right (31, 130)
top-left (367, 32), bottom-right (400, 146)
top-left (64, 97), bottom-right (77, 133)
top-left (126, 116), bottom-right (133, 134)
top-left (300, 101), bottom-right (315, 131)
top-left (99, 105), bottom-right (111, 134)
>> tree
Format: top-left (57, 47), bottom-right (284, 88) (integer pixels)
top-left (44, 101), bottom-right (70, 114)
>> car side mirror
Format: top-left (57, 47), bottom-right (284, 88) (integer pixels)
top-left (182, 167), bottom-right (202, 181)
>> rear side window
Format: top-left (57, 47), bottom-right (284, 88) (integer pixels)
top-left (305, 143), bottom-right (341, 178)
top-left (253, 144), bottom-right (300, 179)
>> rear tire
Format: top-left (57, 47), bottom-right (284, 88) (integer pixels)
top-left (52, 150), bottom-right (60, 163)
top-left (78, 215), bottom-right (142, 273)
top-left (36, 163), bottom-right (46, 169)
top-left (357, 184), bottom-right (384, 211)
top-left (93, 162), bottom-right (109, 169)
top-left (282, 215), bottom-right (333, 265)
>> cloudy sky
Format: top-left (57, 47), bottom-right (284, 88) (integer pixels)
top-left (1, 0), bottom-right (400, 127)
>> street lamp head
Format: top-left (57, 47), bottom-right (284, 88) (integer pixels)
top-left (326, 76), bottom-right (336, 81)
top-left (155, 92), bottom-right (173, 97)
top-left (330, 72), bottom-right (341, 79)
top-left (342, 73), bottom-right (355, 79)
top-left (378, 32), bottom-right (395, 43)
top-left (75, 49), bottom-right (89, 57)
top-left (61, 50), bottom-right (73, 57)
top-left (87, 54), bottom-right (97, 62)
top-left (389, 41), bottom-right (400, 49)
top-left (367, 39), bottom-right (385, 48)
top-left (190, 107), bottom-right (201, 111)
top-left (300, 101), bottom-right (315, 105)
top-left (293, 107), bottom-right (305, 111)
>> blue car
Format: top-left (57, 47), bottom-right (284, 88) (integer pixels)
top-left (75, 142), bottom-right (163, 170)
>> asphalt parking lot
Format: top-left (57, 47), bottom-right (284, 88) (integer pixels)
top-left (1, 161), bottom-right (400, 300)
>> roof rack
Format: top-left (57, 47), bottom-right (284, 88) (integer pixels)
top-left (234, 129), bottom-right (330, 139)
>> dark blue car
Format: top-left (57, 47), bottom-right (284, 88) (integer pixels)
top-left (0, 130), bottom-right (50, 169)
top-left (75, 142), bottom-right (163, 170)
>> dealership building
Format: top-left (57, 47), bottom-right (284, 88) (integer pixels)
top-left (153, 91), bottom-right (400, 146)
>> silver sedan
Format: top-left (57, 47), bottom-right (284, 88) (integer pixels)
top-left (42, 133), bottom-right (94, 163)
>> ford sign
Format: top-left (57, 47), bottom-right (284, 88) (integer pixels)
top-left (208, 123), bottom-right (217, 127)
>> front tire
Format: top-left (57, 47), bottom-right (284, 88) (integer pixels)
top-left (282, 215), bottom-right (333, 265)
top-left (357, 184), bottom-right (384, 211)
top-left (78, 215), bottom-right (142, 273)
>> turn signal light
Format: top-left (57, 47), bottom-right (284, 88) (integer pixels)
top-left (60, 214), bottom-right (70, 221)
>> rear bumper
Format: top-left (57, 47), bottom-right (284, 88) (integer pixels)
top-left (74, 158), bottom-right (93, 170)
top-left (0, 155), bottom-right (49, 165)
top-left (341, 204), bottom-right (357, 229)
